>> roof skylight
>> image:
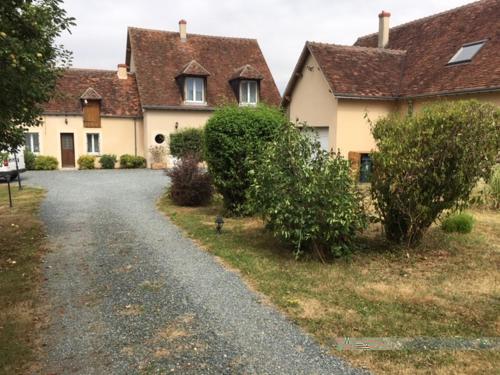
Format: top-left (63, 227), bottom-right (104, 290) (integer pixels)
top-left (448, 41), bottom-right (486, 65)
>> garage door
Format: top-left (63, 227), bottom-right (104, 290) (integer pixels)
top-left (304, 127), bottom-right (329, 151)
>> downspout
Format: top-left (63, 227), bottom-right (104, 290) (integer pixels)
top-left (134, 117), bottom-right (137, 156)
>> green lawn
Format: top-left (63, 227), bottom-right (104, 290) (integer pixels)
top-left (0, 185), bottom-right (46, 375)
top-left (159, 194), bottom-right (500, 375)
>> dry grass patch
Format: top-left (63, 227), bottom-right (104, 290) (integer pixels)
top-left (0, 185), bottom-right (46, 375)
top-left (159, 194), bottom-right (500, 374)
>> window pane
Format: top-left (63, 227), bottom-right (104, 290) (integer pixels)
top-left (33, 133), bottom-right (40, 152)
top-left (449, 42), bottom-right (485, 64)
top-left (195, 78), bottom-right (203, 102)
top-left (249, 82), bottom-right (257, 103)
top-left (241, 81), bottom-right (248, 103)
top-left (186, 78), bottom-right (194, 101)
top-left (24, 134), bottom-right (31, 152)
top-left (94, 134), bottom-right (100, 153)
top-left (87, 134), bottom-right (92, 153)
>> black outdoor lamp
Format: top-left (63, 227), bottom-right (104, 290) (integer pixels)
top-left (215, 215), bottom-right (224, 234)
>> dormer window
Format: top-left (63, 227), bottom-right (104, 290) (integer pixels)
top-left (185, 77), bottom-right (205, 104)
top-left (80, 87), bottom-right (102, 128)
top-left (176, 60), bottom-right (210, 105)
top-left (240, 80), bottom-right (258, 106)
top-left (448, 40), bottom-right (486, 65)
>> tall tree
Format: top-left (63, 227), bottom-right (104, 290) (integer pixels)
top-left (0, 0), bottom-right (74, 151)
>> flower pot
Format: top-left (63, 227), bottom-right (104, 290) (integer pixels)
top-left (151, 162), bottom-right (167, 170)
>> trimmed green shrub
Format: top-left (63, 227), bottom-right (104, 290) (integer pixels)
top-left (34, 155), bottom-right (58, 170)
top-left (487, 165), bottom-right (500, 209)
top-left (167, 154), bottom-right (213, 206)
top-left (77, 155), bottom-right (95, 170)
top-left (370, 100), bottom-right (500, 246)
top-left (99, 154), bottom-right (117, 169)
top-left (169, 128), bottom-right (204, 160)
top-left (24, 149), bottom-right (36, 170)
top-left (441, 212), bottom-right (474, 234)
top-left (205, 105), bottom-right (285, 213)
top-left (248, 123), bottom-right (367, 260)
top-left (119, 154), bottom-right (146, 169)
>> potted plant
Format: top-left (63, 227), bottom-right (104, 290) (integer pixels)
top-left (149, 145), bottom-right (167, 170)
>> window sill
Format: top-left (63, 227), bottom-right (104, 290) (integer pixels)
top-left (183, 101), bottom-right (208, 106)
top-left (239, 102), bottom-right (258, 107)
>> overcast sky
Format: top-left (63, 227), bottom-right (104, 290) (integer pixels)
top-left (57, 0), bottom-right (474, 93)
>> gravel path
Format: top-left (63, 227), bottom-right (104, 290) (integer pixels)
top-left (25, 170), bottom-right (366, 375)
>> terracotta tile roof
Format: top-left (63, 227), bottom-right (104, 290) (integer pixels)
top-left (230, 64), bottom-right (264, 81)
top-left (127, 27), bottom-right (281, 108)
top-left (283, 0), bottom-right (499, 105)
top-left (354, 0), bottom-right (500, 97)
top-left (177, 60), bottom-right (211, 77)
top-left (44, 69), bottom-right (142, 117)
top-left (308, 43), bottom-right (406, 98)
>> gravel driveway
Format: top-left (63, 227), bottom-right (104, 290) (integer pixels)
top-left (25, 170), bottom-right (365, 375)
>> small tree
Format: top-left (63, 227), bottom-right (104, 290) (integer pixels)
top-left (169, 128), bottom-right (204, 160)
top-left (149, 145), bottom-right (167, 163)
top-left (370, 100), bottom-right (500, 245)
top-left (205, 105), bottom-right (285, 213)
top-left (167, 154), bottom-right (213, 206)
top-left (248, 123), bottom-right (366, 260)
top-left (0, 0), bottom-right (74, 151)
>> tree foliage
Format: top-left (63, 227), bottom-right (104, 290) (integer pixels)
top-left (0, 0), bottom-right (74, 151)
top-left (204, 105), bottom-right (285, 213)
top-left (370, 100), bottom-right (500, 245)
top-left (169, 128), bottom-right (204, 160)
top-left (248, 123), bottom-right (367, 260)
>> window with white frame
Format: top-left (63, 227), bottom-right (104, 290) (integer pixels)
top-left (24, 132), bottom-right (40, 153)
top-left (86, 133), bottom-right (100, 154)
top-left (240, 80), bottom-right (258, 105)
top-left (185, 77), bottom-right (205, 103)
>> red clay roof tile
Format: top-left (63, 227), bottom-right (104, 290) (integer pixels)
top-left (44, 69), bottom-right (141, 117)
top-left (354, 0), bottom-right (500, 97)
top-left (127, 27), bottom-right (281, 108)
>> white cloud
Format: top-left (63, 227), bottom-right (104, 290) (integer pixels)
top-left (58, 0), bottom-right (474, 93)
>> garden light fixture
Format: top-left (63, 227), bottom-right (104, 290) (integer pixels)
top-left (215, 215), bottom-right (224, 234)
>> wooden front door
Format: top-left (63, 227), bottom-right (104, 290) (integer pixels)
top-left (60, 133), bottom-right (75, 167)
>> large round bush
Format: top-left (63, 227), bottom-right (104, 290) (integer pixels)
top-left (248, 123), bottom-right (367, 259)
top-left (204, 105), bottom-right (285, 213)
top-left (371, 100), bottom-right (500, 246)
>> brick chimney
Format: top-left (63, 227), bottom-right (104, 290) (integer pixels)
top-left (378, 11), bottom-right (390, 48)
top-left (179, 19), bottom-right (187, 42)
top-left (117, 64), bottom-right (128, 79)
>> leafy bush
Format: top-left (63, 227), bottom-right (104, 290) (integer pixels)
top-left (370, 100), bottom-right (500, 246)
top-left (248, 123), bottom-right (366, 260)
top-left (120, 154), bottom-right (146, 169)
top-left (77, 155), bottom-right (95, 170)
top-left (441, 212), bottom-right (474, 234)
top-left (99, 154), bottom-right (117, 169)
top-left (149, 146), bottom-right (167, 163)
top-left (205, 105), bottom-right (285, 213)
top-left (167, 154), bottom-right (213, 206)
top-left (24, 150), bottom-right (36, 170)
top-left (34, 155), bottom-right (58, 170)
top-left (487, 165), bottom-right (500, 209)
top-left (169, 128), bottom-right (204, 160)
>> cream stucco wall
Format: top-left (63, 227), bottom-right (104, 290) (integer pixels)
top-left (34, 115), bottom-right (143, 168)
top-left (288, 54), bottom-right (338, 151)
top-left (336, 99), bottom-right (397, 157)
top-left (143, 109), bottom-right (212, 166)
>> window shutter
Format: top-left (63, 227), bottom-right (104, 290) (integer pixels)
top-left (83, 101), bottom-right (101, 128)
